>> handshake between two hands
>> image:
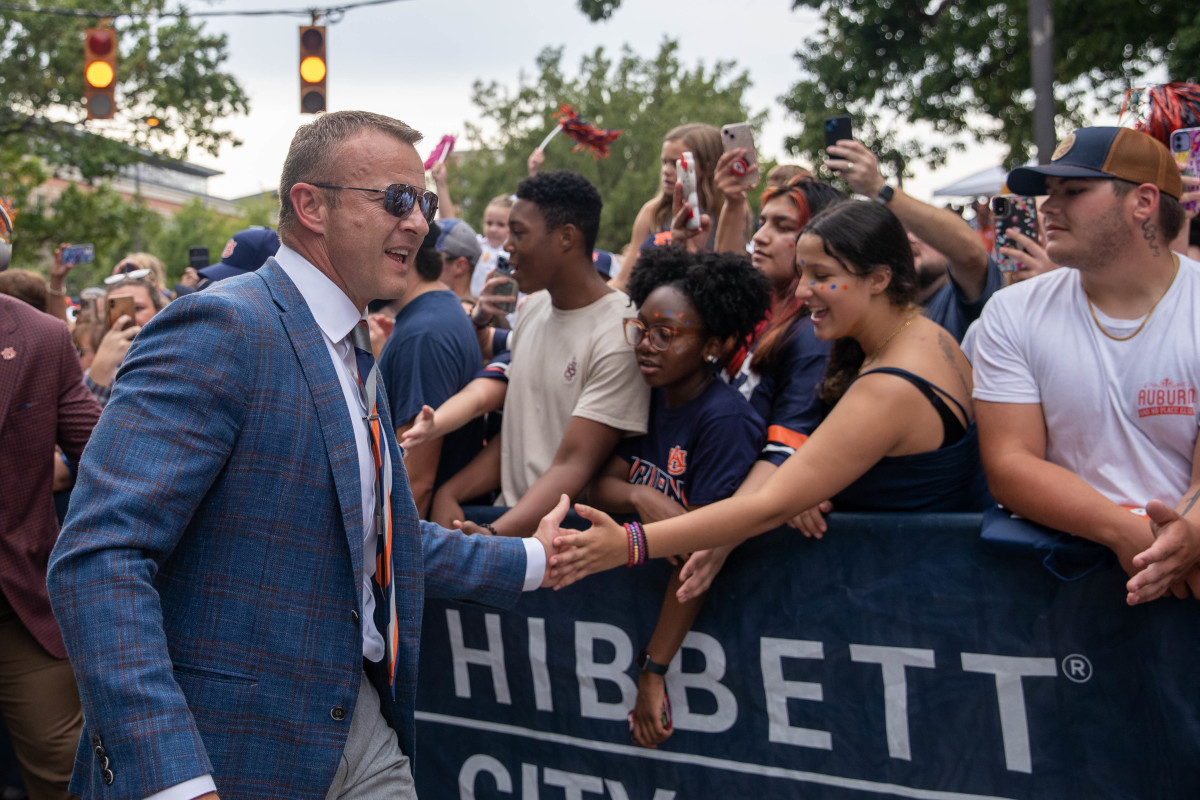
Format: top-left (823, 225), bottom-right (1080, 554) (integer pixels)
top-left (535, 495), bottom-right (626, 589)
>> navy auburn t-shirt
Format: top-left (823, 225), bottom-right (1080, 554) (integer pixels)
top-left (617, 379), bottom-right (765, 508)
top-left (730, 316), bottom-right (829, 467)
top-left (378, 290), bottom-right (485, 490)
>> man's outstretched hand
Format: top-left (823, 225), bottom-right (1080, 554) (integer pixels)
top-left (534, 494), bottom-right (572, 588)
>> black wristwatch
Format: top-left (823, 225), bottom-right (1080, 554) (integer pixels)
top-left (876, 184), bottom-right (895, 205)
top-left (637, 649), bottom-right (669, 676)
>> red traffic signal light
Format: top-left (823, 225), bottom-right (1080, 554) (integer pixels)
top-left (299, 25), bottom-right (326, 114)
top-left (84, 26), bottom-right (118, 120)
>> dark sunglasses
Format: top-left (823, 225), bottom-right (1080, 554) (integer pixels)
top-left (310, 182), bottom-right (438, 224)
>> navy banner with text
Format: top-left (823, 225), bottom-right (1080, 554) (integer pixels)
top-left (415, 512), bottom-right (1200, 799)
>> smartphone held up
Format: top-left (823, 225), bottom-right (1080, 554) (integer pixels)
top-left (721, 122), bottom-right (759, 187)
top-left (106, 295), bottom-right (136, 330)
top-left (676, 151), bottom-right (701, 230)
top-left (1170, 127), bottom-right (1200, 215)
top-left (991, 194), bottom-right (1039, 273)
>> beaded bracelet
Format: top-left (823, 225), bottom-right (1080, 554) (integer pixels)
top-left (623, 521), bottom-right (647, 567)
top-left (479, 522), bottom-right (498, 536)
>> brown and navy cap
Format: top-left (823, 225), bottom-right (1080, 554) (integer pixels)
top-left (1006, 127), bottom-right (1182, 199)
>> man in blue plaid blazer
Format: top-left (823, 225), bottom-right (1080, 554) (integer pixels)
top-left (48, 112), bottom-right (560, 800)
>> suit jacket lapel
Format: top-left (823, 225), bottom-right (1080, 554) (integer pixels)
top-left (0, 299), bottom-right (26, 436)
top-left (256, 260), bottom-right (365, 582)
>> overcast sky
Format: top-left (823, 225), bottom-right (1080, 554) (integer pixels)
top-left (192, 0), bottom-right (1010, 202)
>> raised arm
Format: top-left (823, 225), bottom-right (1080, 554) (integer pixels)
top-left (826, 140), bottom-right (990, 301)
top-left (399, 377), bottom-right (507, 450)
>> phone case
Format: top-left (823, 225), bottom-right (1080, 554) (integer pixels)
top-left (991, 194), bottom-right (1038, 273)
top-left (677, 151), bottom-right (701, 230)
top-left (1170, 127), bottom-right (1200, 214)
top-left (824, 115), bottom-right (853, 149)
top-left (721, 123), bottom-right (758, 185)
top-left (62, 244), bottom-right (95, 266)
top-left (492, 257), bottom-right (517, 314)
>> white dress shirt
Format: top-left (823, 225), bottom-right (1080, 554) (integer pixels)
top-left (147, 248), bottom-right (544, 800)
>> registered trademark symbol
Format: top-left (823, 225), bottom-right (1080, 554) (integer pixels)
top-left (1062, 654), bottom-right (1092, 683)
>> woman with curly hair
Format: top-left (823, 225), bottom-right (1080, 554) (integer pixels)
top-left (674, 174), bottom-right (847, 602)
top-left (586, 246), bottom-right (769, 749)
top-left (550, 201), bottom-right (990, 585)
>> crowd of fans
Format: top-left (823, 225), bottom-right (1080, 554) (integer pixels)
top-left (5, 110), bottom-right (1200, 796)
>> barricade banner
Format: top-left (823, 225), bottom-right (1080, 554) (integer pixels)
top-left (415, 511), bottom-right (1200, 799)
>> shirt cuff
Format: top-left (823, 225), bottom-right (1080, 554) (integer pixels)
top-left (521, 536), bottom-right (546, 591)
top-left (143, 774), bottom-right (217, 800)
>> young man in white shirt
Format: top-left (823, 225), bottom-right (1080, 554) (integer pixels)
top-left (968, 126), bottom-right (1200, 605)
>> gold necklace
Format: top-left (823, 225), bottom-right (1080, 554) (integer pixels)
top-left (1085, 255), bottom-right (1179, 342)
top-left (865, 311), bottom-right (918, 364)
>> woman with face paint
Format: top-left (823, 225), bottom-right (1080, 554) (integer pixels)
top-left (586, 246), bottom-right (769, 749)
top-left (550, 201), bottom-right (989, 588)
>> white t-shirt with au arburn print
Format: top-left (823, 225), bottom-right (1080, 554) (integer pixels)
top-left (965, 254), bottom-right (1200, 508)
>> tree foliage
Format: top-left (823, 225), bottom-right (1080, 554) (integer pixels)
top-left (782, 0), bottom-right (1200, 174)
top-left (4, 145), bottom-right (274, 293)
top-left (577, 0), bottom-right (623, 21)
top-left (1, 0), bottom-right (249, 178)
top-left (451, 39), bottom-right (765, 253)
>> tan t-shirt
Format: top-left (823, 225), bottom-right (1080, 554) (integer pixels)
top-left (499, 290), bottom-right (650, 505)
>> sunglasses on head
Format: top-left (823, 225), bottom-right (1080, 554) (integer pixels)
top-left (310, 182), bottom-right (439, 224)
top-left (103, 268), bottom-right (152, 285)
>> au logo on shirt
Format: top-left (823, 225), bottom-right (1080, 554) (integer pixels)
top-left (667, 446), bottom-right (688, 476)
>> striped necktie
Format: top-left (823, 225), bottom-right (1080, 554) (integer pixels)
top-left (349, 321), bottom-right (397, 698)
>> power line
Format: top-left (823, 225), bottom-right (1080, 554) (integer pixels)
top-left (0, 0), bottom-right (410, 21)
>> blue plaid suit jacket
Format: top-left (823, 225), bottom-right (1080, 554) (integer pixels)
top-left (48, 260), bottom-right (527, 800)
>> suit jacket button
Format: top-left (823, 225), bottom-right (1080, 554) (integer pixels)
top-left (331, 706), bottom-right (347, 721)
top-left (351, 609), bottom-right (360, 624)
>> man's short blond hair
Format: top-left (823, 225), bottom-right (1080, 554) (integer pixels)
top-left (277, 111), bottom-right (423, 240)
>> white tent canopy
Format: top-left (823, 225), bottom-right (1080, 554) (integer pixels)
top-left (932, 165), bottom-right (1009, 197)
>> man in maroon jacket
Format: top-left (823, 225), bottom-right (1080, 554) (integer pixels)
top-left (0, 280), bottom-right (101, 798)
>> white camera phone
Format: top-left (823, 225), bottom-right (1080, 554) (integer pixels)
top-left (677, 151), bottom-right (701, 230)
top-left (721, 122), bottom-right (759, 186)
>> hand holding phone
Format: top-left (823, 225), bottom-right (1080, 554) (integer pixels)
top-left (107, 295), bottom-right (136, 329)
top-left (991, 195), bottom-right (1039, 273)
top-left (61, 244), bottom-right (95, 266)
top-left (824, 115), bottom-right (853, 150)
top-left (1170, 128), bottom-right (1200, 215)
top-left (676, 151), bottom-right (701, 231)
top-left (489, 258), bottom-right (518, 315)
top-left (721, 123), bottom-right (759, 187)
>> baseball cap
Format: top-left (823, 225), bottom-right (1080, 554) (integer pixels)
top-left (1006, 127), bottom-right (1182, 199)
top-left (592, 249), bottom-right (614, 278)
top-left (199, 227), bottom-right (281, 282)
top-left (435, 219), bottom-right (482, 265)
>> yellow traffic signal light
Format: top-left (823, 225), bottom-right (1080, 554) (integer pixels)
top-left (299, 26), bottom-right (326, 114)
top-left (84, 26), bottom-right (118, 120)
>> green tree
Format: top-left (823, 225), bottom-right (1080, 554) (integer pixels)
top-left (9, 180), bottom-right (163, 291)
top-left (782, 0), bottom-right (1200, 175)
top-left (453, 39), bottom-right (765, 253)
top-left (2, 0), bottom-right (249, 178)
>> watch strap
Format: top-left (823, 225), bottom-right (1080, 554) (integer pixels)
top-left (638, 649), bottom-right (669, 675)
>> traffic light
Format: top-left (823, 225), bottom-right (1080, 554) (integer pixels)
top-left (299, 25), bottom-right (327, 114)
top-left (84, 26), bottom-right (118, 120)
